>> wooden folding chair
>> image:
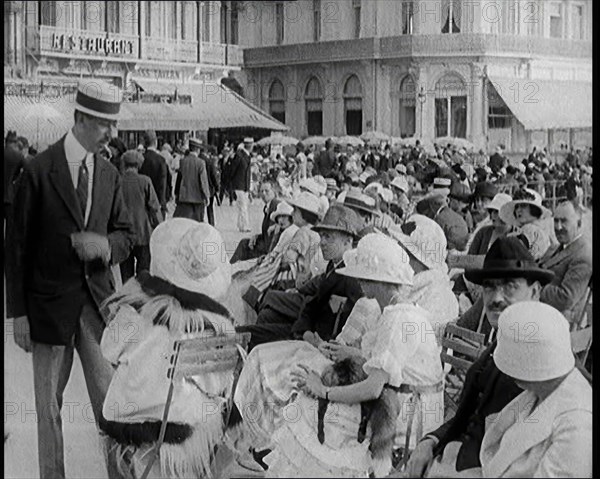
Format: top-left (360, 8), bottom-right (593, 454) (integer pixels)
top-left (140, 332), bottom-right (251, 479)
top-left (440, 324), bottom-right (487, 421)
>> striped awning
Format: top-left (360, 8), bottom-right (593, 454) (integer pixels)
top-left (487, 76), bottom-right (592, 130)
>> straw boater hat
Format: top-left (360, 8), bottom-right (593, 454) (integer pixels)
top-left (337, 233), bottom-right (414, 285)
top-left (494, 302), bottom-right (575, 381)
top-left (150, 219), bottom-right (232, 299)
top-left (498, 188), bottom-right (551, 227)
top-left (464, 236), bottom-right (554, 285)
top-left (432, 177), bottom-right (452, 196)
top-left (343, 188), bottom-right (381, 217)
top-left (74, 79), bottom-right (122, 121)
top-left (287, 191), bottom-right (322, 218)
top-left (312, 204), bottom-right (362, 238)
top-left (269, 201), bottom-right (294, 222)
top-left (389, 214), bottom-right (448, 272)
top-left (189, 137), bottom-right (203, 148)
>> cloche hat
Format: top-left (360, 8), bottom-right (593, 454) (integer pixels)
top-left (287, 191), bottom-right (322, 218)
top-left (270, 201), bottom-right (294, 222)
top-left (494, 302), bottom-right (575, 381)
top-left (337, 233), bottom-right (414, 285)
top-left (150, 219), bottom-right (232, 299)
top-left (391, 175), bottom-right (410, 194)
top-left (486, 193), bottom-right (512, 212)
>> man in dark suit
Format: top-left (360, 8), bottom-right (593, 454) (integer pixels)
top-left (417, 191), bottom-right (469, 251)
top-left (205, 146), bottom-right (221, 226)
top-left (3, 131), bottom-right (24, 224)
top-left (539, 200), bottom-right (592, 326)
top-left (139, 130), bottom-right (169, 219)
top-left (488, 144), bottom-right (507, 175)
top-left (229, 138), bottom-right (253, 231)
top-left (315, 138), bottom-right (337, 178)
top-left (173, 137), bottom-right (210, 222)
top-left (405, 238), bottom-right (554, 477)
top-left (230, 180), bottom-right (280, 263)
top-left (5, 79), bottom-right (135, 479)
top-left (236, 205), bottom-right (364, 350)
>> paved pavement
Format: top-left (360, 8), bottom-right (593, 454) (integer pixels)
top-left (4, 201), bottom-right (265, 479)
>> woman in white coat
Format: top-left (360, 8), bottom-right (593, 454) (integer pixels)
top-left (480, 302), bottom-right (592, 478)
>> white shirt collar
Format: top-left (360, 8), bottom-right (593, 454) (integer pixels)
top-left (64, 128), bottom-right (88, 165)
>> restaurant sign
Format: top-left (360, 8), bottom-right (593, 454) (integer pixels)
top-left (51, 32), bottom-right (136, 57)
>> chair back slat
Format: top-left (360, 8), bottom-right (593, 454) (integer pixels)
top-left (441, 352), bottom-right (473, 373)
top-left (174, 359), bottom-right (240, 380)
top-left (174, 332), bottom-right (251, 352)
top-left (571, 327), bottom-right (593, 354)
top-left (442, 337), bottom-right (485, 359)
top-left (444, 324), bottom-right (486, 346)
top-left (178, 348), bottom-right (240, 367)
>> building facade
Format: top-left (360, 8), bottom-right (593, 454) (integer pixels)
top-left (235, 0), bottom-right (592, 153)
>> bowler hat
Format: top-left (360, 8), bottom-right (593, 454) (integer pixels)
top-left (312, 205), bottom-right (362, 238)
top-left (464, 236), bottom-right (554, 285)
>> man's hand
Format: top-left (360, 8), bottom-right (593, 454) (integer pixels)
top-left (13, 316), bottom-right (32, 353)
top-left (319, 340), bottom-right (361, 361)
top-left (303, 331), bottom-right (323, 348)
top-left (405, 437), bottom-right (436, 478)
top-left (71, 232), bottom-right (111, 264)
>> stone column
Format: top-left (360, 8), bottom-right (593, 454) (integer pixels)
top-left (470, 62), bottom-right (485, 150)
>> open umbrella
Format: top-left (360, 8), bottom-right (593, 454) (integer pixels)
top-left (302, 135), bottom-right (329, 147)
top-left (335, 135), bottom-right (365, 147)
top-left (256, 135), bottom-right (299, 147)
top-left (361, 130), bottom-right (391, 145)
top-left (434, 137), bottom-right (476, 151)
top-left (22, 104), bottom-right (65, 149)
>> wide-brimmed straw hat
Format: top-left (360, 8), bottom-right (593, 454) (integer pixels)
top-left (299, 178), bottom-right (325, 196)
top-left (74, 79), bottom-right (122, 121)
top-left (343, 188), bottom-right (381, 217)
top-left (494, 302), bottom-right (574, 381)
top-left (287, 191), bottom-right (322, 217)
top-left (498, 188), bottom-right (551, 227)
top-left (389, 214), bottom-right (447, 271)
top-left (150, 219), bottom-right (232, 299)
top-left (464, 236), bottom-right (554, 285)
top-left (390, 175), bottom-right (409, 194)
top-left (270, 201), bottom-right (294, 222)
top-left (337, 233), bottom-right (414, 285)
top-left (312, 205), bottom-right (362, 238)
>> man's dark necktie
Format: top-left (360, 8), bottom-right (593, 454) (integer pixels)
top-left (76, 157), bottom-right (89, 218)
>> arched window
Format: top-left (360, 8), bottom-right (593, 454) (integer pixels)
top-left (269, 80), bottom-right (286, 124)
top-left (441, 0), bottom-right (461, 33)
top-left (305, 77), bottom-right (323, 135)
top-left (434, 73), bottom-right (467, 138)
top-left (344, 75), bottom-right (363, 135)
top-left (399, 76), bottom-right (416, 137)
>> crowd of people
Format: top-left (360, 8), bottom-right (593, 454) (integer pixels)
top-left (3, 78), bottom-right (593, 479)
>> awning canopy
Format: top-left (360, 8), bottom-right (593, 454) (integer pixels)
top-left (127, 79), bottom-right (289, 131)
top-left (487, 76), bottom-right (592, 130)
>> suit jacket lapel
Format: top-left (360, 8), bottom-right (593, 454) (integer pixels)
top-left (48, 137), bottom-right (84, 229)
top-left (540, 238), bottom-right (583, 269)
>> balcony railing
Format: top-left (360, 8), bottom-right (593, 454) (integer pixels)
top-left (38, 26), bottom-right (139, 59)
top-left (142, 37), bottom-right (198, 63)
top-left (201, 43), bottom-right (226, 65)
top-left (244, 34), bottom-right (591, 67)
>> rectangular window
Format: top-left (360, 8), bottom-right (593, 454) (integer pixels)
top-left (435, 98), bottom-right (448, 137)
top-left (170, 2), bottom-right (177, 39)
top-left (270, 101), bottom-right (286, 124)
top-left (307, 110), bottom-right (323, 136)
top-left (313, 0), bottom-right (321, 41)
top-left (146, 2), bottom-right (152, 36)
top-left (107, 1), bottom-right (119, 33)
top-left (276, 3), bottom-right (284, 45)
top-left (231, 1), bottom-right (239, 44)
top-left (402, 0), bottom-right (414, 35)
top-left (451, 96), bottom-right (467, 138)
top-left (572, 4), bottom-right (584, 39)
top-left (353, 0), bottom-right (361, 38)
top-left (181, 1), bottom-right (186, 39)
top-left (40, 1), bottom-right (57, 26)
top-left (203, 2), bottom-right (211, 42)
top-left (549, 2), bottom-right (562, 38)
top-left (220, 2), bottom-right (228, 43)
top-left (488, 105), bottom-right (512, 129)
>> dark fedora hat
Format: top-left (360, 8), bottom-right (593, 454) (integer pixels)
top-left (449, 182), bottom-right (472, 203)
top-left (312, 204), bottom-right (363, 238)
top-left (473, 181), bottom-right (498, 200)
top-left (465, 237), bottom-right (554, 285)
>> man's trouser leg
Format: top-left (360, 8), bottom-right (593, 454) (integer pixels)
top-left (120, 254), bottom-right (135, 284)
top-left (235, 190), bottom-right (250, 231)
top-left (134, 244), bottom-right (151, 276)
top-left (74, 295), bottom-right (121, 478)
top-left (32, 339), bottom-right (75, 479)
top-left (207, 196), bottom-right (215, 226)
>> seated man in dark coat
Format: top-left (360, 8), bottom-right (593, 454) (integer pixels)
top-left (236, 205), bottom-right (364, 350)
top-left (230, 180), bottom-right (280, 263)
top-left (405, 237), bottom-right (554, 477)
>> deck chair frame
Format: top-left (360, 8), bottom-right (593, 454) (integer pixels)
top-left (140, 332), bottom-right (251, 479)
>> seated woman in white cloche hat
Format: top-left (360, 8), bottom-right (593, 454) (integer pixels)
top-left (480, 302), bottom-right (591, 478)
top-left (264, 233), bottom-right (444, 478)
top-left (99, 219), bottom-right (237, 478)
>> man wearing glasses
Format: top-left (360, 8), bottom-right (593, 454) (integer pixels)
top-left (405, 236), bottom-right (554, 478)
